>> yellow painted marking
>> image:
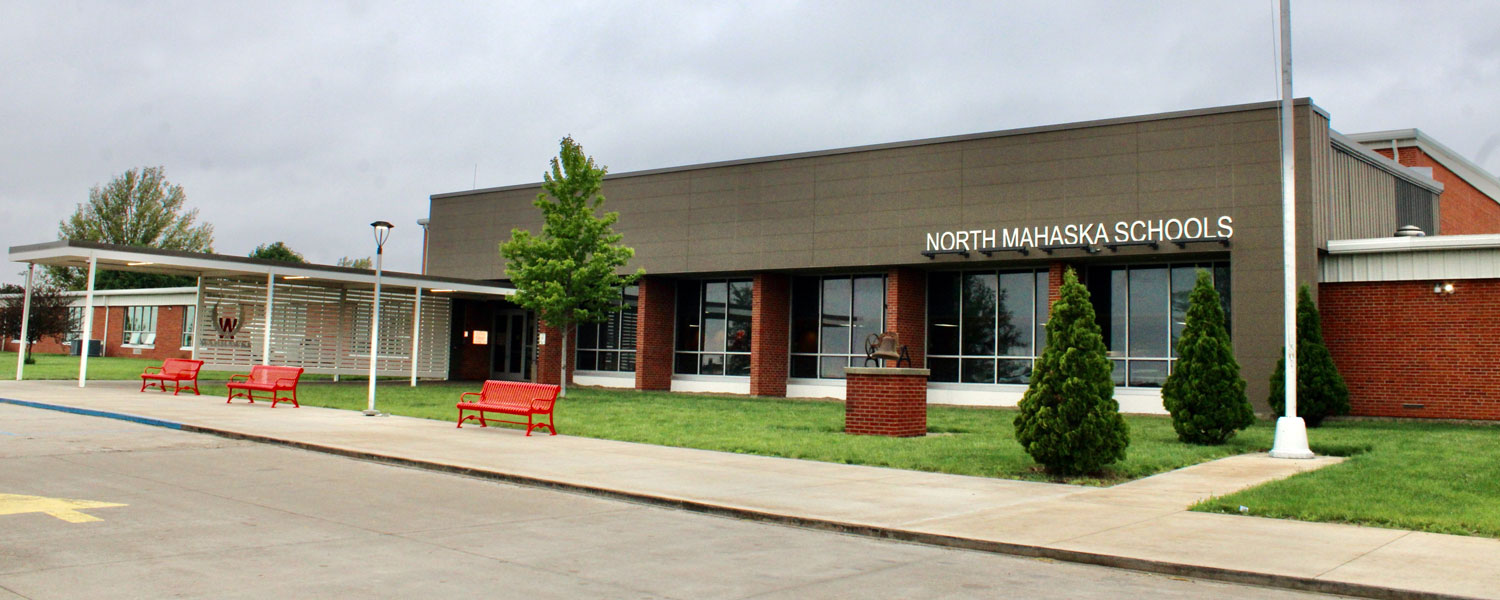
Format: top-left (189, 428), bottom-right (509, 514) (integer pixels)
top-left (0, 493), bottom-right (126, 523)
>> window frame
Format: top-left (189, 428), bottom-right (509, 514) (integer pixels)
top-left (673, 278), bottom-right (754, 377)
top-left (925, 268), bottom-right (1049, 385)
top-left (121, 306), bottom-right (158, 348)
top-left (787, 273), bottom-right (887, 380)
top-left (574, 285), bottom-right (639, 374)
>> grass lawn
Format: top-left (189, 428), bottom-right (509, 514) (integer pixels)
top-left (1194, 418), bottom-right (1500, 538)
top-left (0, 351), bottom-right (393, 383)
top-left (8, 352), bottom-right (1496, 538)
top-left (294, 381), bottom-right (1281, 486)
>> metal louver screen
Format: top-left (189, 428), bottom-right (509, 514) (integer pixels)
top-left (196, 277), bottom-right (452, 377)
top-left (1395, 179), bottom-right (1437, 235)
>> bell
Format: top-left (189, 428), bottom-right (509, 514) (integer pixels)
top-left (868, 332), bottom-right (901, 361)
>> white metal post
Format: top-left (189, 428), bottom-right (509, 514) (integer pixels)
top-left (14, 264), bottom-right (34, 380)
top-left (262, 271), bottom-right (275, 365)
top-left (410, 286), bottom-right (422, 387)
top-left (366, 250), bottom-right (384, 414)
top-left (1270, 0), bottom-right (1313, 459)
top-left (78, 254), bottom-right (98, 387)
top-left (191, 276), bottom-right (204, 360)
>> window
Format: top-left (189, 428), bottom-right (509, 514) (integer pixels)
top-left (63, 307), bottom-right (85, 343)
top-left (181, 306), bottom-right (196, 349)
top-left (575, 285), bottom-right (638, 373)
top-left (790, 275), bottom-right (885, 379)
top-left (122, 306), bottom-right (157, 347)
top-left (674, 279), bottom-right (753, 376)
top-left (1086, 262), bottom-right (1230, 388)
top-left (926, 269), bottom-right (1049, 384)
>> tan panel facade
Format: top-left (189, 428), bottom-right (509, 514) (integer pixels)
top-left (428, 100), bottom-right (1412, 408)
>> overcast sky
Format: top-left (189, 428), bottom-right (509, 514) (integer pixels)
top-left (3, 1), bottom-right (1497, 285)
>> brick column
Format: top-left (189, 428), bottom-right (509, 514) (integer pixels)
top-left (534, 322), bottom-right (574, 386)
top-left (750, 273), bottom-right (790, 397)
top-left (885, 268), bottom-right (926, 368)
top-left (1047, 262), bottom-right (1067, 306)
top-left (635, 276), bottom-right (675, 391)
top-left (844, 367), bottom-right (929, 437)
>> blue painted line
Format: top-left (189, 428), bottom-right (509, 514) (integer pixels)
top-left (0, 397), bottom-right (184, 430)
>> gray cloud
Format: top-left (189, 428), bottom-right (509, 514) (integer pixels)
top-left (3, 1), bottom-right (1497, 284)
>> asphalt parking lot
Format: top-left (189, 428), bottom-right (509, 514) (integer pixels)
top-left (0, 403), bottom-right (1336, 599)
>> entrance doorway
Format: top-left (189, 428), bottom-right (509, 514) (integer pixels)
top-left (490, 310), bottom-right (535, 381)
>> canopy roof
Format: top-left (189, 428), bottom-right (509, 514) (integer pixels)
top-left (9, 240), bottom-right (513, 298)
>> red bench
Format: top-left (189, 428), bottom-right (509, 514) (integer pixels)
top-left (456, 380), bottom-right (561, 436)
top-left (139, 358), bottom-right (204, 395)
top-left (226, 365), bottom-right (305, 408)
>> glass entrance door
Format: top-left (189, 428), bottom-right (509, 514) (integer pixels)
top-left (490, 310), bottom-right (535, 381)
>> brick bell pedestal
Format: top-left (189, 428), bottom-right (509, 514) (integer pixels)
top-left (844, 367), bottom-right (930, 437)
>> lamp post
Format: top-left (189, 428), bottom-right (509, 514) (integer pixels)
top-left (365, 220), bottom-right (393, 416)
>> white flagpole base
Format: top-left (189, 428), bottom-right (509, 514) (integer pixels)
top-left (1269, 416), bottom-right (1315, 459)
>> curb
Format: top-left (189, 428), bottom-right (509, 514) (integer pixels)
top-left (0, 397), bottom-right (1477, 600)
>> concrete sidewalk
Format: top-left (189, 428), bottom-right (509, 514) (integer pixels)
top-left (2, 380), bottom-right (1495, 599)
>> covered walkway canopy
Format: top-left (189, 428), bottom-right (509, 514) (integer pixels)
top-left (9, 240), bottom-right (515, 386)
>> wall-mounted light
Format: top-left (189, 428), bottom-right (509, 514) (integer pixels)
top-left (428, 288), bottom-right (455, 293)
top-left (1433, 282), bottom-right (1456, 295)
top-left (283, 275), bottom-right (310, 280)
top-left (126, 261), bottom-right (153, 266)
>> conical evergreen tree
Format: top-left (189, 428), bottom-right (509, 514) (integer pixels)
top-left (1268, 284), bottom-right (1350, 427)
top-left (1162, 270), bottom-right (1255, 444)
top-left (1014, 268), bottom-right (1129, 475)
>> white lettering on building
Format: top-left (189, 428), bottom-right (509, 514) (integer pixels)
top-left (924, 215), bottom-right (1235, 252)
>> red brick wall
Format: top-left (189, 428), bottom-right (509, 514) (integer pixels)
top-left (845, 371), bottom-right (928, 437)
top-left (750, 273), bottom-right (789, 396)
top-left (1373, 147), bottom-right (1500, 235)
top-left (1047, 262), bottom-right (1067, 306)
top-left (635, 276), bottom-right (675, 391)
top-left (1321, 279), bottom-right (1500, 420)
top-left (7, 305), bottom-right (190, 361)
top-left (885, 268), bottom-right (926, 368)
top-left (535, 322), bottom-right (575, 386)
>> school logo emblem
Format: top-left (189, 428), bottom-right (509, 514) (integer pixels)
top-left (210, 303), bottom-right (245, 339)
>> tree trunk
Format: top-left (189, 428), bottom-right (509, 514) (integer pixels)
top-left (558, 322), bottom-right (569, 398)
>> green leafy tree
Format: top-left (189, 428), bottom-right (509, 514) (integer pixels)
top-left (499, 136), bottom-right (644, 396)
top-left (336, 256), bottom-right (373, 270)
top-left (1162, 270), bottom-right (1254, 444)
top-left (49, 166), bottom-right (214, 290)
top-left (0, 284), bottom-right (77, 364)
top-left (1269, 284), bottom-right (1350, 427)
top-left (249, 241), bottom-right (306, 263)
top-left (1014, 268), bottom-right (1129, 475)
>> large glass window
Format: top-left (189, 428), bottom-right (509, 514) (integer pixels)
top-left (123, 306), bottom-right (157, 347)
top-left (926, 269), bottom-right (1049, 384)
top-left (789, 274), bottom-right (885, 379)
top-left (575, 285), bottom-right (638, 373)
top-left (1087, 262), bottom-right (1230, 387)
top-left (674, 279), bottom-right (752, 376)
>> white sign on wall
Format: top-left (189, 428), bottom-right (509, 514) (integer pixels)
top-left (925, 215), bottom-right (1234, 253)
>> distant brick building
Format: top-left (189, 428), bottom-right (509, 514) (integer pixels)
top-left (4, 287), bottom-right (197, 361)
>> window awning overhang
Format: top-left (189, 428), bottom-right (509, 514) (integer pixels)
top-left (9, 240), bottom-right (514, 298)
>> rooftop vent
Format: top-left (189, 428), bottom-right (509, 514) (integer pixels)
top-left (1394, 224), bottom-right (1426, 237)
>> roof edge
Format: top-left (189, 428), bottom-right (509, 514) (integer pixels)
top-left (1345, 129), bottom-right (1500, 203)
top-left (433, 98), bottom-right (1324, 200)
top-left (1329, 130), bottom-right (1444, 193)
top-left (1326, 233), bottom-right (1500, 254)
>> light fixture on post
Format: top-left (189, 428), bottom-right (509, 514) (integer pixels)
top-left (365, 220), bottom-right (394, 416)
